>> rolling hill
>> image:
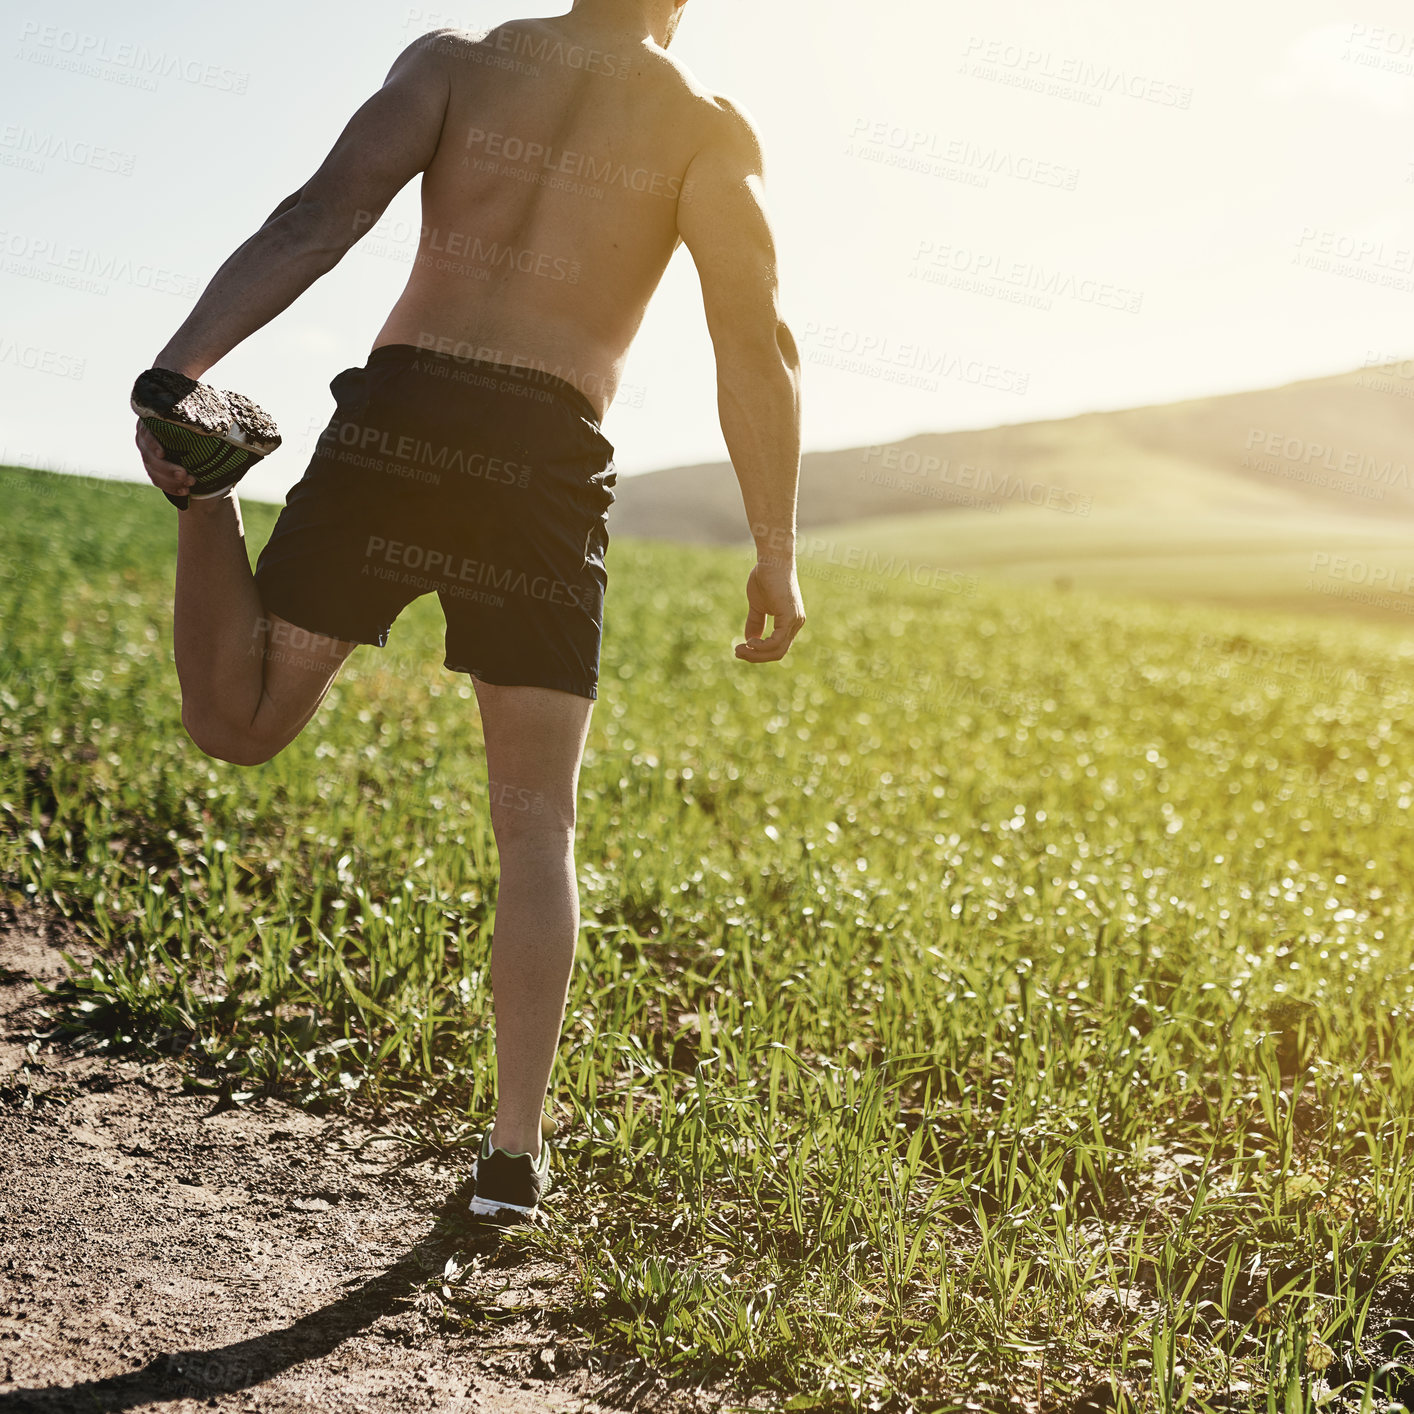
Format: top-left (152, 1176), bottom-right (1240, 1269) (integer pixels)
top-left (609, 361), bottom-right (1414, 622)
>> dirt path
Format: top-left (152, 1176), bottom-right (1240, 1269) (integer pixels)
top-left (0, 910), bottom-right (725, 1414)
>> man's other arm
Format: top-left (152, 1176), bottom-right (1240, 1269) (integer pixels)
top-left (152, 34), bottom-right (454, 379)
top-left (677, 99), bottom-right (806, 664)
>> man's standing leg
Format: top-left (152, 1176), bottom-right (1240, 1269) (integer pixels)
top-left (473, 680), bottom-right (595, 1158)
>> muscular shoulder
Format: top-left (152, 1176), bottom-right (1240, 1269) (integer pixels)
top-left (674, 89), bottom-right (766, 188)
top-left (702, 94), bottom-right (764, 166)
top-left (393, 26), bottom-right (459, 53)
top-left (377, 27), bottom-right (469, 90)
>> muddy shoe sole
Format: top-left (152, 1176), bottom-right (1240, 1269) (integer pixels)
top-left (131, 368), bottom-right (281, 510)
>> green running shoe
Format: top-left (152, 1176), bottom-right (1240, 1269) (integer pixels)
top-left (468, 1115), bottom-right (557, 1226)
top-left (131, 368), bottom-right (281, 510)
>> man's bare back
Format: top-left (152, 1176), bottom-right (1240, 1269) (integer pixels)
top-left (137, 0), bottom-right (805, 668)
top-left (376, 17), bottom-right (722, 418)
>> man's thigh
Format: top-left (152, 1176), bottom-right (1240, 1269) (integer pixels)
top-left (472, 679), bottom-right (595, 836)
top-left (253, 611), bottom-right (359, 754)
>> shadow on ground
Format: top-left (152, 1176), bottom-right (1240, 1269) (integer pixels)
top-left (1, 1183), bottom-right (485, 1412)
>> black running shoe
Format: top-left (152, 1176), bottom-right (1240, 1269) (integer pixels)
top-left (131, 368), bottom-right (282, 510)
top-left (469, 1122), bottom-right (555, 1227)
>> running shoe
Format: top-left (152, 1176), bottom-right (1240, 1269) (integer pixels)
top-left (468, 1116), bottom-right (557, 1226)
top-left (131, 368), bottom-right (282, 510)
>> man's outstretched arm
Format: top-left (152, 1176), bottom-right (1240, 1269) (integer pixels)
top-left (677, 98), bottom-right (805, 665)
top-left (151, 35), bottom-right (452, 380)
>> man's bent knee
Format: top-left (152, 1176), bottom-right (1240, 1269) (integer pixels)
top-left (181, 706), bottom-right (283, 768)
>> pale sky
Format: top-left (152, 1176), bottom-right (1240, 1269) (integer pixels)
top-left (2, 0), bottom-right (1412, 501)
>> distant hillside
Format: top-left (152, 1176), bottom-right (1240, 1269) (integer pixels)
top-left (609, 362), bottom-right (1414, 544)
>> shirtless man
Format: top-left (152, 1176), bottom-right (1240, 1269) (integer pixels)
top-left (133, 0), bottom-right (806, 1224)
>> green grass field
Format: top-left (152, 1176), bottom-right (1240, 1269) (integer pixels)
top-left (805, 505), bottom-right (1414, 628)
top-left (6, 464), bottom-right (1414, 1412)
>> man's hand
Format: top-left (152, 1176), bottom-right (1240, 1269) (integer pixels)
top-left (735, 559), bottom-right (806, 664)
top-left (135, 420), bottom-right (195, 499)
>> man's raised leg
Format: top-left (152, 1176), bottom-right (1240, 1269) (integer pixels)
top-left (172, 492), bottom-right (354, 766)
top-left (137, 423), bottom-right (355, 767)
top-left (473, 679), bottom-right (595, 1160)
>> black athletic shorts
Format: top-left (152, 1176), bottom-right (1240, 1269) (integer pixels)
top-left (253, 344), bottom-right (617, 700)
